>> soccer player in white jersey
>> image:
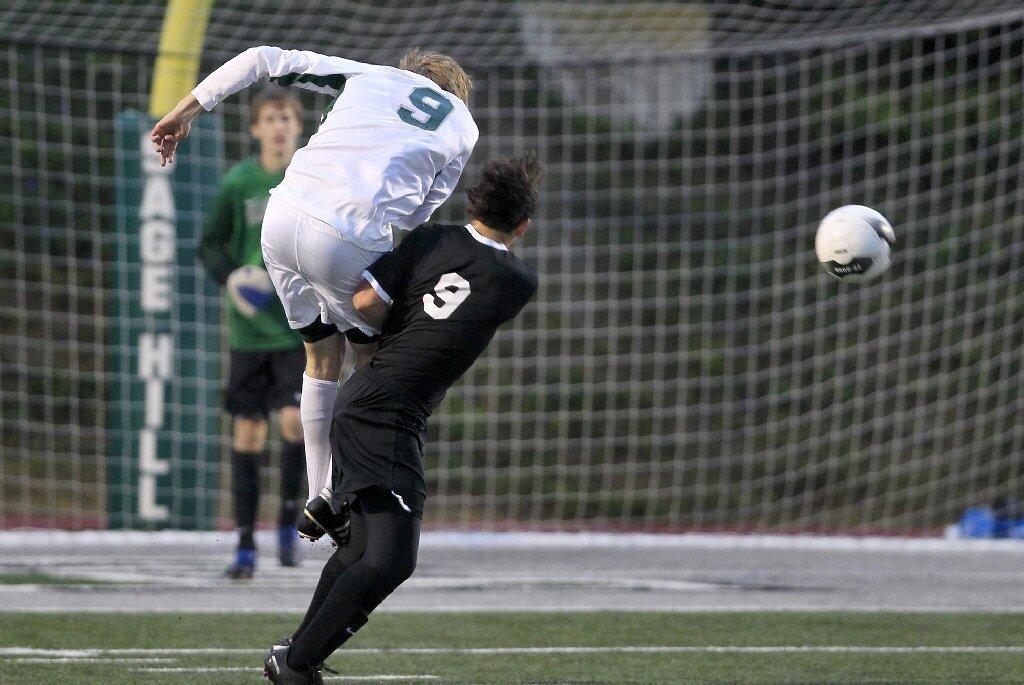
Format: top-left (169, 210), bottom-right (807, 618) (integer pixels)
top-left (150, 46), bottom-right (478, 543)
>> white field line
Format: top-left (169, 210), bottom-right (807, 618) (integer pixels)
top-left (134, 668), bottom-right (253, 673)
top-left (5, 646), bottom-right (1024, 657)
top-left (407, 576), bottom-right (722, 591)
top-left (321, 677), bottom-right (438, 682)
top-left (134, 669), bottom-right (437, 680)
top-left (2, 530), bottom-right (1024, 553)
top-left (4, 604), bottom-right (1024, 614)
top-left (0, 575), bottom-right (726, 593)
top-left (10, 657), bottom-right (176, 664)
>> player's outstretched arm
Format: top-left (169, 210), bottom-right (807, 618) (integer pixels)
top-left (191, 46), bottom-right (375, 107)
top-left (150, 46), bottom-right (374, 166)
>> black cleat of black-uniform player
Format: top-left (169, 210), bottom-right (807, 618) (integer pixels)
top-left (297, 494), bottom-right (351, 547)
top-left (270, 638), bottom-right (337, 678)
top-left (295, 508), bottom-right (324, 542)
top-left (264, 644), bottom-right (322, 684)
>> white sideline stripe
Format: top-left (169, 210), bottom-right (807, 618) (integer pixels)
top-left (135, 668), bottom-right (253, 673)
top-left (406, 576), bottom-right (721, 591)
top-left (0, 577), bottom-right (738, 594)
top-left (134, 669), bottom-right (437, 680)
top-left (10, 657), bottom-right (175, 664)
top-left (6, 646), bottom-right (1024, 657)
top-left (323, 678), bottom-right (438, 682)
top-left (5, 605), bottom-right (1024, 614)
top-left (1, 529), bottom-right (1023, 553)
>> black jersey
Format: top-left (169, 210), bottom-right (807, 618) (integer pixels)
top-left (361, 222), bottom-right (538, 412)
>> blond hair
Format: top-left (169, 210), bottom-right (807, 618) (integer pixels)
top-left (397, 48), bottom-right (472, 102)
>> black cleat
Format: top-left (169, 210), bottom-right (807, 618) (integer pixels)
top-left (263, 644), bottom-right (322, 684)
top-left (270, 639), bottom-right (337, 677)
top-left (296, 499), bottom-right (323, 540)
top-left (296, 509), bottom-right (325, 542)
top-left (302, 494), bottom-right (351, 547)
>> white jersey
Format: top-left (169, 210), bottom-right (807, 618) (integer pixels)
top-left (192, 46), bottom-right (478, 251)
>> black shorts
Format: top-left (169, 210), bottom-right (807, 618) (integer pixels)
top-left (330, 368), bottom-right (428, 519)
top-left (225, 347), bottom-right (305, 418)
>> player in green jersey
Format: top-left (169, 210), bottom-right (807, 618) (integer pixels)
top-left (198, 88), bottom-right (307, 579)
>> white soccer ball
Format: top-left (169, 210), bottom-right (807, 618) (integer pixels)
top-left (226, 265), bottom-right (276, 317)
top-left (815, 204), bottom-right (894, 282)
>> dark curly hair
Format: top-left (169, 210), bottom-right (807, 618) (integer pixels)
top-left (464, 153), bottom-right (542, 233)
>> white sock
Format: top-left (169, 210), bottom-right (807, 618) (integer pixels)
top-left (316, 368), bottom-right (358, 496)
top-left (300, 373), bottom-right (339, 502)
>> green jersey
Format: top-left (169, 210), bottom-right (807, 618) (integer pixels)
top-left (198, 158), bottom-right (302, 351)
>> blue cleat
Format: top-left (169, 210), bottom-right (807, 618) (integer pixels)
top-left (959, 507), bottom-right (998, 538)
top-left (278, 525), bottom-right (300, 567)
top-left (225, 547), bottom-right (256, 580)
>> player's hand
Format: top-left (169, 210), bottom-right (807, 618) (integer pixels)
top-left (149, 95), bottom-right (203, 166)
top-left (150, 115), bottom-right (190, 166)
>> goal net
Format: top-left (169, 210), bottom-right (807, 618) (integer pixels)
top-left (2, 1), bottom-right (1022, 533)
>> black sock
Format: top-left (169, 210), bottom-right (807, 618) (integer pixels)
top-left (291, 554), bottom-right (346, 642)
top-left (288, 563), bottom-right (394, 672)
top-left (279, 440), bottom-right (305, 527)
top-left (231, 450), bottom-right (261, 550)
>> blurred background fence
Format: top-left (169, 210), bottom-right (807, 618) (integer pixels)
top-left (1, 1), bottom-right (1023, 533)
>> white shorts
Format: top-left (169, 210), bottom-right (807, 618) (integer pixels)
top-left (261, 198), bottom-right (387, 336)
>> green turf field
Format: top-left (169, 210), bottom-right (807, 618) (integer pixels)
top-left (1, 612), bottom-right (1022, 683)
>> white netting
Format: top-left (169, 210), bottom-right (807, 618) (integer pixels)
top-left (1, 1), bottom-right (1022, 532)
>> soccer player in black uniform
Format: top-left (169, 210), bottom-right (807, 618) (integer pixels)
top-left (264, 155), bottom-right (540, 683)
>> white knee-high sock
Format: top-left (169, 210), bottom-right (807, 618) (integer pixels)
top-left (301, 373), bottom-right (340, 502)
top-left (315, 367), bottom-right (358, 496)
